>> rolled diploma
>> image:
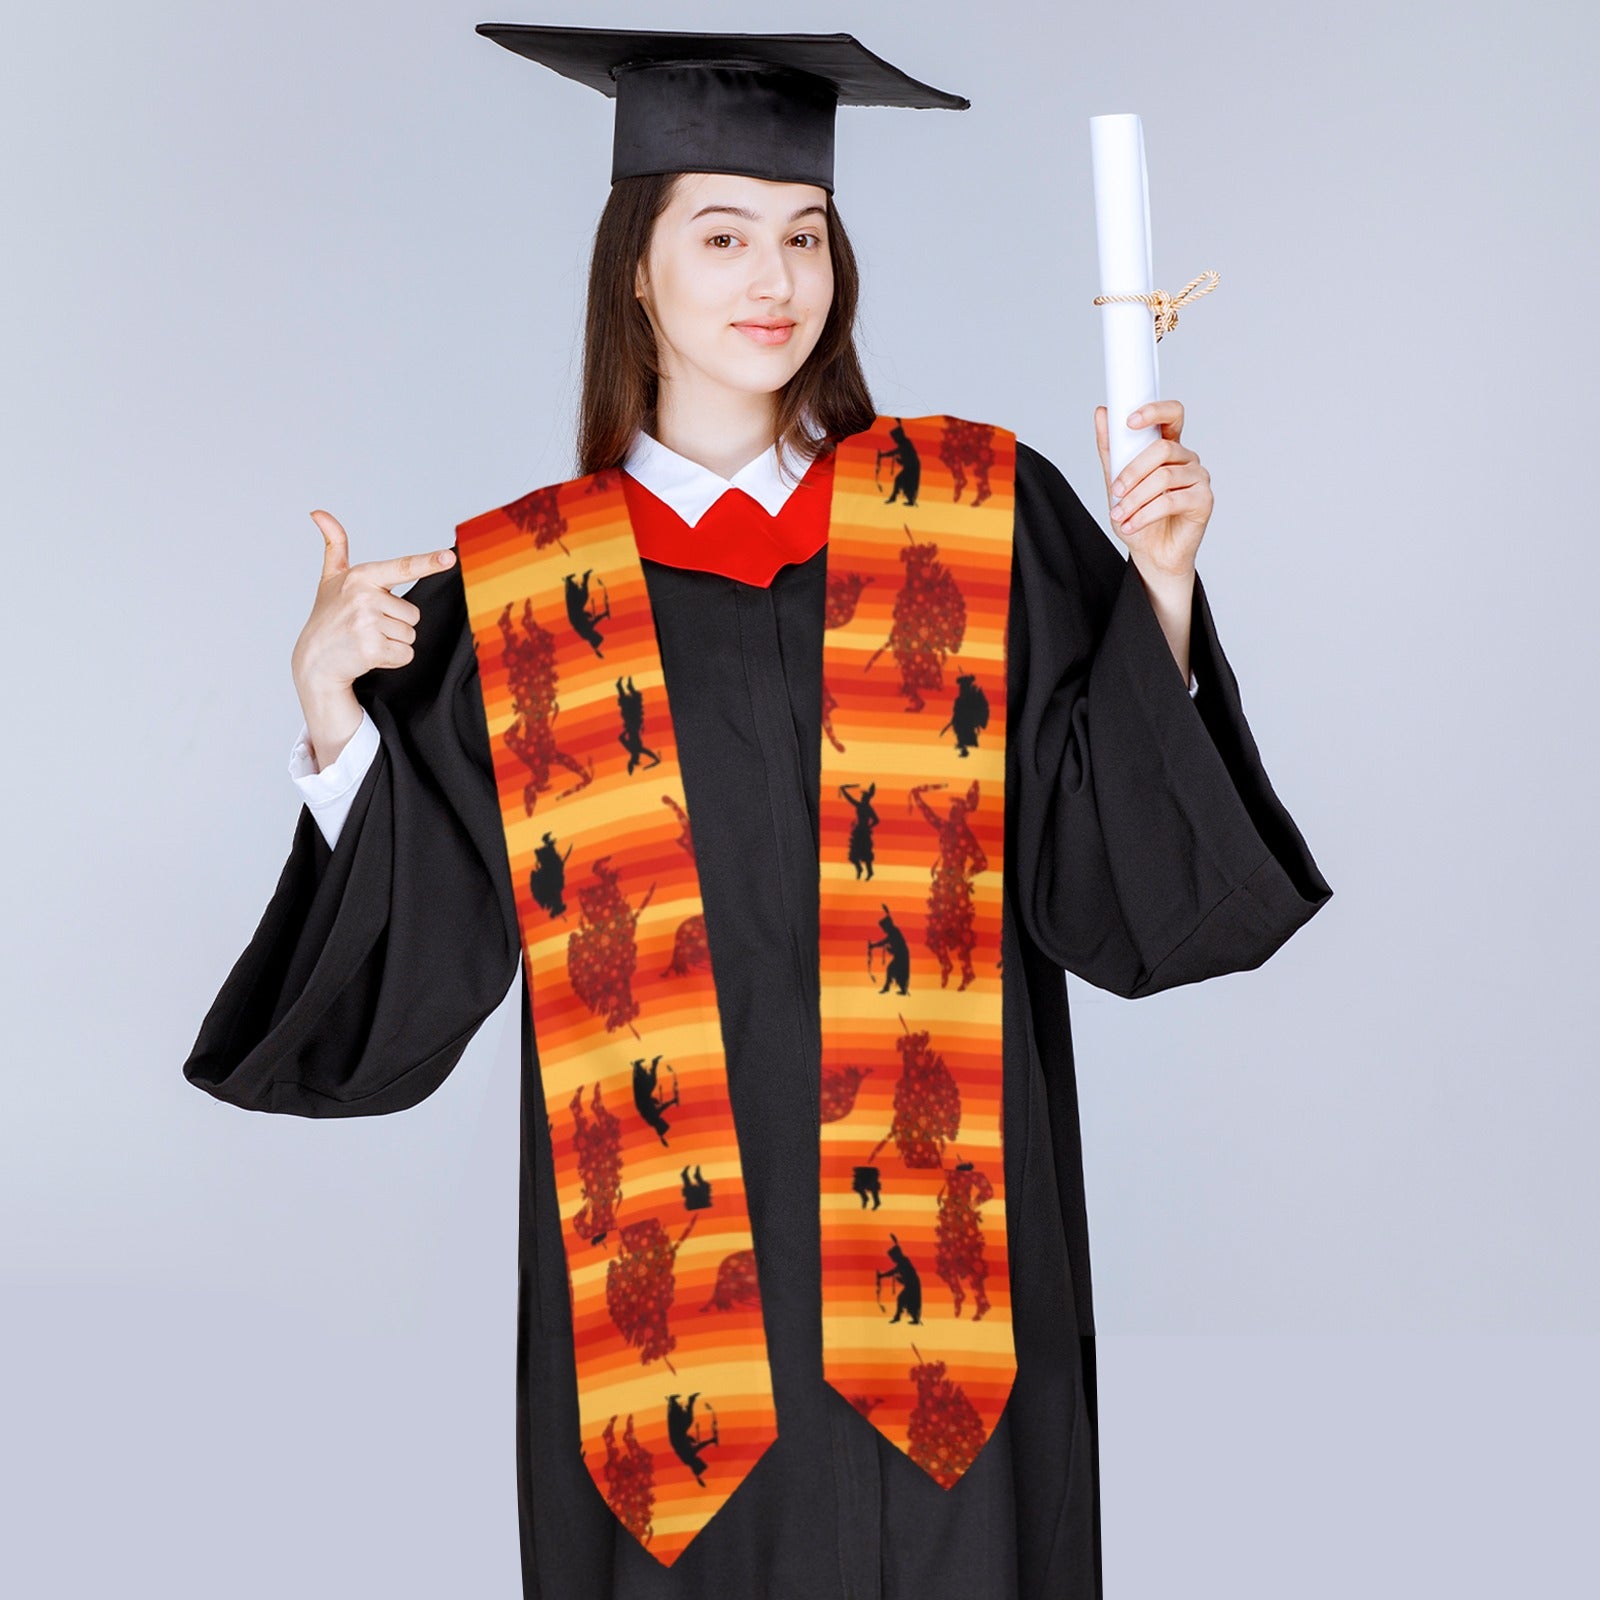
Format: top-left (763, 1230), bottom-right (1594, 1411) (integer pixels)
top-left (1090, 113), bottom-right (1161, 488)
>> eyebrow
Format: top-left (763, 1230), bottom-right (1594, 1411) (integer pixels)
top-left (688, 203), bottom-right (827, 224)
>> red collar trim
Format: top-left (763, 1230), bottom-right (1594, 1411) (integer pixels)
top-left (622, 446), bottom-right (836, 587)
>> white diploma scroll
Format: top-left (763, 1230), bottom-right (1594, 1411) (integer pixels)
top-left (1090, 113), bottom-right (1161, 487)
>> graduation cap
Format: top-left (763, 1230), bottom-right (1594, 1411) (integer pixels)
top-left (474, 23), bottom-right (970, 192)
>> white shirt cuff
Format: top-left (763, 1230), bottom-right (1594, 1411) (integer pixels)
top-left (1187, 668), bottom-right (1199, 698)
top-left (288, 708), bottom-right (381, 849)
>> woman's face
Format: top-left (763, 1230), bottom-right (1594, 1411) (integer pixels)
top-left (634, 171), bottom-right (834, 401)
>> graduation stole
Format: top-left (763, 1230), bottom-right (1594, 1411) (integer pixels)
top-left (454, 413), bottom-right (1015, 1568)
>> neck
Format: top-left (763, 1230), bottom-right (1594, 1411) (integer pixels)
top-left (652, 374), bottom-right (781, 481)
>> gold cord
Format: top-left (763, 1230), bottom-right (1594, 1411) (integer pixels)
top-left (1093, 269), bottom-right (1219, 341)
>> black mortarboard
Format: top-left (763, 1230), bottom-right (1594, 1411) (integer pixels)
top-left (474, 23), bottom-right (969, 193)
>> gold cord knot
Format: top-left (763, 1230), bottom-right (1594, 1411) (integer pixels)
top-left (1093, 269), bottom-right (1220, 341)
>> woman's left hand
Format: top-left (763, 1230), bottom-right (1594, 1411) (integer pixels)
top-left (1094, 399), bottom-right (1212, 580)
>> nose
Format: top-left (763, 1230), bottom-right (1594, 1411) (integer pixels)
top-left (745, 236), bottom-right (795, 304)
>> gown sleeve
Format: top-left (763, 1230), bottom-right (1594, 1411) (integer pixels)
top-left (1008, 439), bottom-right (1333, 998)
top-left (183, 555), bottom-right (523, 1117)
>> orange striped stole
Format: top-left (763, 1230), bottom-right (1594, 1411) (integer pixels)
top-left (454, 412), bottom-right (1015, 1567)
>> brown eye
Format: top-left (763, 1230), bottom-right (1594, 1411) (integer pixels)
top-left (708, 234), bottom-right (735, 248)
top-left (792, 232), bottom-right (823, 249)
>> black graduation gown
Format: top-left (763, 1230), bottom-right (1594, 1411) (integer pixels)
top-left (183, 440), bottom-right (1332, 1599)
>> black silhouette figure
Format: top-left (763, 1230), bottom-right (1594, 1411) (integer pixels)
top-left (840, 781), bottom-right (880, 879)
top-left (876, 416), bottom-right (921, 506)
top-left (666, 1392), bottom-right (719, 1487)
top-left (940, 673), bottom-right (990, 757)
top-left (615, 676), bottom-right (662, 773)
top-left (632, 1054), bottom-right (680, 1145)
top-left (852, 1164), bottom-right (883, 1209)
top-left (564, 569), bottom-right (610, 656)
top-left (878, 1232), bottom-right (924, 1324)
top-left (680, 1165), bottom-right (712, 1210)
top-left (866, 904), bottom-right (910, 995)
top-left (529, 831), bottom-right (572, 918)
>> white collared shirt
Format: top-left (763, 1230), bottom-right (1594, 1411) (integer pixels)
top-left (289, 432), bottom-right (1198, 848)
top-left (620, 424), bottom-right (819, 525)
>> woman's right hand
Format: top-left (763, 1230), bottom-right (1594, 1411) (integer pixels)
top-left (291, 509), bottom-right (457, 770)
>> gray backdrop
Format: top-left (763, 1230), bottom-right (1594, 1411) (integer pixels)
top-left (4, 0), bottom-right (1594, 1593)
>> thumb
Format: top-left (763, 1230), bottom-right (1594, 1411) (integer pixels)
top-left (310, 510), bottom-right (349, 581)
top-left (1093, 407), bottom-right (1113, 498)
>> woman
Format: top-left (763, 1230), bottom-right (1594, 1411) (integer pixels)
top-left (185, 25), bottom-right (1332, 1600)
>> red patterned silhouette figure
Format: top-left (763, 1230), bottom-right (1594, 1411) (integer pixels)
top-left (569, 1082), bottom-right (624, 1247)
top-left (908, 780), bottom-right (988, 990)
top-left (987, 614), bottom-right (1006, 949)
top-left (907, 1345), bottom-right (988, 1487)
top-left (660, 915), bottom-right (709, 979)
top-left (821, 569), bottom-right (873, 751)
top-left (938, 418), bottom-right (996, 508)
top-left (846, 1395), bottom-right (884, 1420)
top-left (584, 467), bottom-right (623, 496)
top-left (600, 1413), bottom-right (655, 1547)
top-left (607, 1214), bottom-right (700, 1372)
top-left (865, 527), bottom-right (967, 712)
top-left (826, 568), bottom-right (873, 627)
top-left (866, 1018), bottom-right (961, 1170)
top-left (657, 793), bottom-right (710, 978)
top-left (699, 1247), bottom-right (763, 1313)
top-left (820, 678), bottom-right (843, 754)
top-left (497, 599), bottom-right (594, 813)
top-left (504, 485), bottom-right (571, 554)
top-left (935, 1158), bottom-right (994, 1321)
top-left (820, 1063), bottom-right (872, 1123)
top-left (568, 855), bottom-right (656, 1035)
top-left (663, 793), bottom-right (695, 858)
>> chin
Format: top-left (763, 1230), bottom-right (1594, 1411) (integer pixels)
top-left (712, 362), bottom-right (804, 396)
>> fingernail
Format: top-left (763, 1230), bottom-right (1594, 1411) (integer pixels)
top-left (1128, 410), bottom-right (1142, 425)
top-left (440, 550), bottom-right (454, 564)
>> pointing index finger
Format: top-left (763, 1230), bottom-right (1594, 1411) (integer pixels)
top-left (361, 547), bottom-right (457, 591)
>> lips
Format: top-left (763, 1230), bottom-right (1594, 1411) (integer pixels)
top-left (735, 320), bottom-right (795, 345)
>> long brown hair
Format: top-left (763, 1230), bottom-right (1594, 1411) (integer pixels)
top-left (574, 172), bottom-right (877, 483)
